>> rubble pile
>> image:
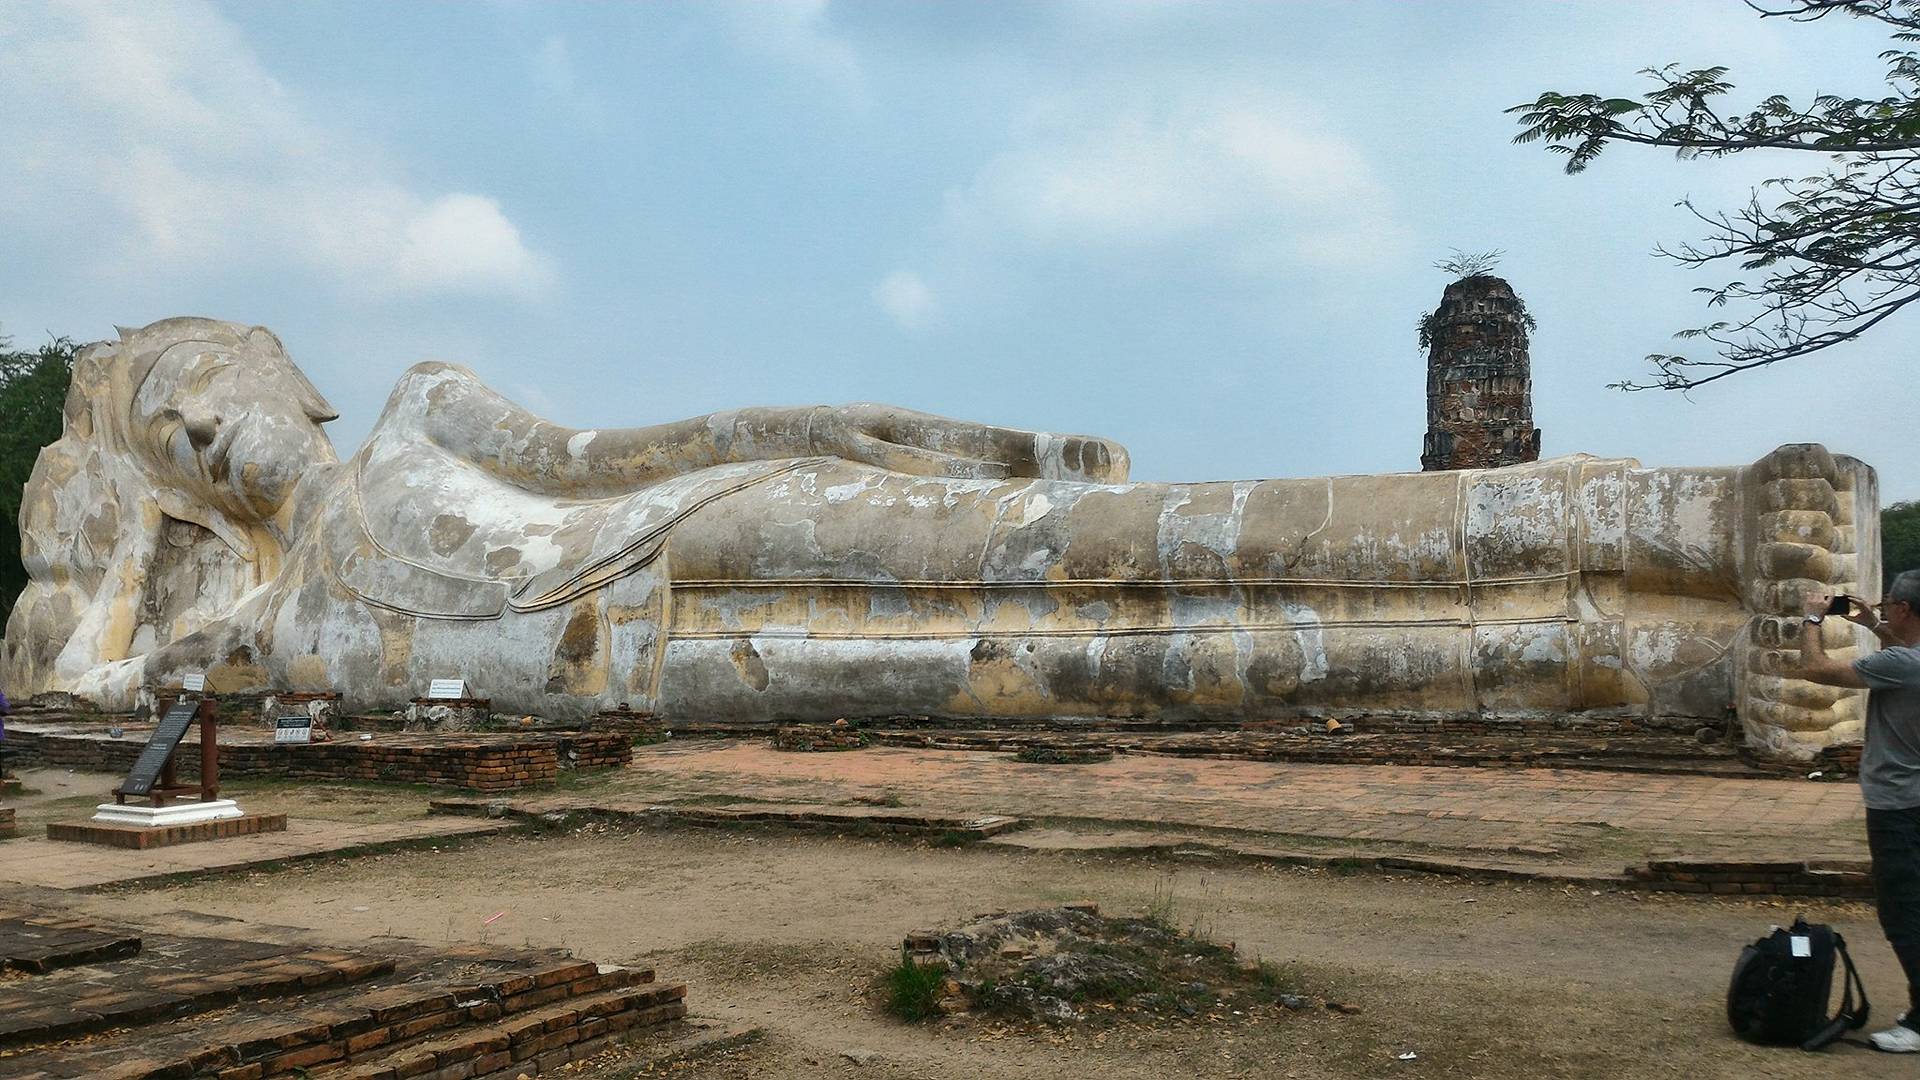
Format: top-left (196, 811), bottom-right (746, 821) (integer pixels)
top-left (900, 904), bottom-right (1338, 1026)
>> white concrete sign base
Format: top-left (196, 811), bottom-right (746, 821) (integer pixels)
top-left (90, 799), bottom-right (245, 828)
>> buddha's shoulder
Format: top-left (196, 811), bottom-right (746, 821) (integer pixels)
top-left (368, 362), bottom-right (497, 428)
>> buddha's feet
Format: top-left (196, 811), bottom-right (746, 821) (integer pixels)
top-left (1738, 443), bottom-right (1879, 760)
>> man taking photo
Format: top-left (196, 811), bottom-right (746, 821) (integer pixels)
top-left (1800, 569), bottom-right (1920, 1051)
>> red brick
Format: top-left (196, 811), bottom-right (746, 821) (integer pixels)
top-left (262, 1042), bottom-right (343, 1072)
top-left (345, 1026), bottom-right (393, 1055)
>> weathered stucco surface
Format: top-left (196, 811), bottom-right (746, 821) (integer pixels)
top-left (0, 319), bottom-right (1880, 760)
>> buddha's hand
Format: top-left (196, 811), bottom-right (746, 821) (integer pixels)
top-left (824, 403), bottom-right (1129, 483)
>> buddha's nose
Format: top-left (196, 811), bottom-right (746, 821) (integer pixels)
top-left (184, 414), bottom-right (218, 452)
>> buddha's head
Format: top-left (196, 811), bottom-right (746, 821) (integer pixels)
top-left (70, 318), bottom-right (340, 544)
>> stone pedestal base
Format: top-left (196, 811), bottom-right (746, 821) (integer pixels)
top-left (771, 724), bottom-right (869, 751)
top-left (90, 799), bottom-right (244, 828)
top-left (591, 708), bottom-right (665, 743)
top-left (406, 698), bottom-right (491, 731)
top-left (49, 809), bottom-right (286, 849)
top-left (263, 691), bottom-right (341, 735)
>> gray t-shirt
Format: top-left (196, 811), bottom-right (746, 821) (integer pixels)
top-left (1855, 644), bottom-right (1920, 810)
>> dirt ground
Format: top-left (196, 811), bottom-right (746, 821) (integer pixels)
top-left (86, 823), bottom-right (1917, 1080)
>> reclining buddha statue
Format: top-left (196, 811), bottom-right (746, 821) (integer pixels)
top-left (0, 317), bottom-right (1882, 759)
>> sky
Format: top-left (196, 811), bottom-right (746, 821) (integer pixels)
top-left (2, 0), bottom-right (1913, 503)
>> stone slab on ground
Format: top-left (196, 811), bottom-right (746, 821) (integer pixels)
top-left (0, 817), bottom-right (506, 890)
top-left (867, 727), bottom-right (1770, 777)
top-left (0, 911), bottom-right (141, 974)
top-left (431, 795), bottom-right (1022, 839)
top-left (46, 811), bottom-right (288, 850)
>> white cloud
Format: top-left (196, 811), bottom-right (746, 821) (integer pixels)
top-left (0, 0), bottom-right (553, 300)
top-left (940, 89), bottom-right (1406, 270)
top-left (392, 195), bottom-right (550, 297)
top-left (873, 270), bottom-right (935, 329)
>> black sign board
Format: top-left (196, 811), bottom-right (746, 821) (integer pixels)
top-left (120, 701), bottom-right (198, 797)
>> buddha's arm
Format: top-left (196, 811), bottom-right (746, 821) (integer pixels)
top-left (406, 364), bottom-right (1128, 494)
top-left (51, 517), bottom-right (156, 685)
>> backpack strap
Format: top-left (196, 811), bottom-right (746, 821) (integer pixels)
top-left (1801, 932), bottom-right (1872, 1051)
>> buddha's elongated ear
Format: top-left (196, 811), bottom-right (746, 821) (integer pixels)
top-left (245, 326), bottom-right (337, 422)
top-left (63, 339), bottom-right (119, 432)
top-left (152, 487), bottom-right (255, 562)
top-left (291, 367), bottom-right (338, 423)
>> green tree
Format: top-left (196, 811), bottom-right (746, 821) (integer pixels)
top-left (0, 335), bottom-right (76, 628)
top-left (1887, 500), bottom-right (1920, 580)
top-left (1510, 0), bottom-right (1920, 390)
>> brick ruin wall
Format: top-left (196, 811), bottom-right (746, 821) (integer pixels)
top-left (1420, 274), bottom-right (1542, 472)
top-left (0, 729), bottom-right (633, 793)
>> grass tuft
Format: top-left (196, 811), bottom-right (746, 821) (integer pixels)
top-left (884, 948), bottom-right (947, 1022)
top-left (1145, 874), bottom-right (1178, 927)
top-left (1253, 957), bottom-right (1302, 996)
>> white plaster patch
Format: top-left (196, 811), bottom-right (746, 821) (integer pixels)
top-left (1018, 493), bottom-right (1055, 527)
top-left (1518, 632), bottom-right (1566, 663)
top-left (825, 476), bottom-right (876, 503)
top-left (1281, 602), bottom-right (1329, 683)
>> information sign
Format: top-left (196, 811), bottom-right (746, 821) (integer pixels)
top-left (273, 716), bottom-right (313, 744)
top-left (427, 678), bottom-right (467, 699)
top-left (181, 673), bottom-right (206, 692)
top-left (120, 701), bottom-right (198, 797)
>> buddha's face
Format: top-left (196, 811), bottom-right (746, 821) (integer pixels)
top-left (131, 327), bottom-right (338, 523)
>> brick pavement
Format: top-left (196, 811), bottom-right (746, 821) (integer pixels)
top-left (0, 898), bottom-right (694, 1080)
top-left (605, 741), bottom-right (1870, 864)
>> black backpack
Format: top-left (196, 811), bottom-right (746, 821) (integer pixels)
top-left (1727, 917), bottom-right (1870, 1050)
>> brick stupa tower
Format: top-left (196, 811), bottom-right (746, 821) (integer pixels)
top-left (1419, 274), bottom-right (1541, 472)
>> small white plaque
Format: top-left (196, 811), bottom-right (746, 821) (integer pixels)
top-left (274, 716), bottom-right (313, 744)
top-left (181, 673), bottom-right (206, 692)
top-left (1790, 935), bottom-right (1812, 958)
top-left (427, 678), bottom-right (467, 699)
